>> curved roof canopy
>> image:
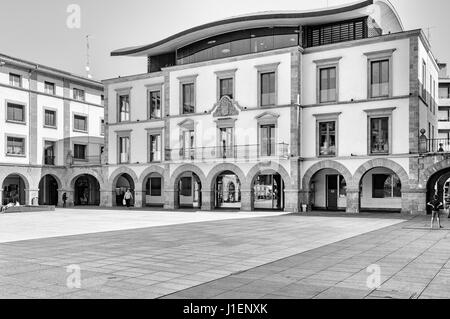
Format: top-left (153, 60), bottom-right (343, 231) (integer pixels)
top-left (111, 0), bottom-right (404, 57)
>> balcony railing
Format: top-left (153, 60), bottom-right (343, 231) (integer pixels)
top-left (426, 138), bottom-right (450, 153)
top-left (165, 143), bottom-right (290, 162)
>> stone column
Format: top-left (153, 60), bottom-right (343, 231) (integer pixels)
top-left (100, 190), bottom-right (113, 207)
top-left (201, 189), bottom-right (214, 211)
top-left (284, 189), bottom-right (299, 213)
top-left (134, 190), bottom-right (144, 208)
top-left (241, 189), bottom-right (252, 212)
top-left (0, 189), bottom-right (3, 207)
top-left (65, 190), bottom-right (75, 207)
top-left (299, 190), bottom-right (310, 212)
top-left (26, 189), bottom-right (40, 206)
top-left (402, 189), bottom-right (427, 215)
top-left (164, 190), bottom-right (176, 210)
top-left (346, 189), bottom-right (360, 214)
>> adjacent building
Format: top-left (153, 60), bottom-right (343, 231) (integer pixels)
top-left (0, 53), bottom-right (105, 207)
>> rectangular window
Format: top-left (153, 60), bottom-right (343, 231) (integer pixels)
top-left (439, 84), bottom-right (450, 99)
top-left (149, 90), bottom-right (161, 119)
top-left (74, 114), bottom-right (87, 132)
top-left (260, 125), bottom-right (275, 156)
top-left (119, 95), bottom-right (130, 122)
top-left (73, 88), bottom-right (85, 101)
top-left (44, 141), bottom-right (55, 165)
top-left (260, 72), bottom-right (276, 106)
top-left (182, 83), bottom-right (195, 114)
top-left (149, 134), bottom-right (161, 162)
top-left (9, 73), bottom-right (21, 87)
top-left (149, 177), bottom-right (162, 196)
top-left (319, 67), bottom-right (337, 103)
top-left (219, 78), bottom-right (233, 99)
top-left (6, 137), bottom-right (25, 156)
top-left (6, 103), bottom-right (25, 123)
top-left (100, 119), bottom-right (105, 136)
top-left (319, 121), bottom-right (336, 156)
top-left (422, 61), bottom-right (427, 98)
top-left (119, 136), bottom-right (130, 164)
top-left (73, 144), bottom-right (86, 160)
top-left (373, 174), bottom-right (401, 198)
top-left (370, 59), bottom-right (389, 98)
top-left (370, 117), bottom-right (389, 154)
top-left (44, 81), bottom-right (55, 95)
top-left (44, 109), bottom-right (56, 127)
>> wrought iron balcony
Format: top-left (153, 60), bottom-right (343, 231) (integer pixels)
top-left (165, 143), bottom-right (290, 162)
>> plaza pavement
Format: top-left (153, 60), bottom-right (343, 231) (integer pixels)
top-left (166, 215), bottom-right (450, 299)
top-left (0, 209), bottom-right (405, 299)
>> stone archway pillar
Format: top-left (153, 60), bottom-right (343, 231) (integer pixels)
top-left (401, 189), bottom-right (426, 215)
top-left (100, 189), bottom-right (113, 207)
top-left (346, 188), bottom-right (360, 214)
top-left (26, 189), bottom-right (39, 206)
top-left (0, 189), bottom-right (3, 206)
top-left (201, 189), bottom-right (214, 211)
top-left (164, 190), bottom-right (176, 210)
top-left (134, 190), bottom-right (144, 208)
top-left (284, 189), bottom-right (299, 213)
top-left (241, 189), bottom-right (252, 211)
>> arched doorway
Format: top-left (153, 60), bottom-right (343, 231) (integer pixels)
top-left (39, 175), bottom-right (59, 206)
top-left (309, 169), bottom-right (347, 211)
top-left (74, 174), bottom-right (100, 206)
top-left (426, 167), bottom-right (450, 215)
top-left (253, 173), bottom-right (285, 211)
top-left (2, 174), bottom-right (27, 205)
top-left (358, 168), bottom-right (402, 213)
top-left (177, 172), bottom-right (201, 209)
top-left (114, 173), bottom-right (135, 207)
top-left (143, 173), bottom-right (164, 207)
top-left (215, 171), bottom-right (241, 209)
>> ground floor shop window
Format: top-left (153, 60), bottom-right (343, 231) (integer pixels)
top-left (372, 174), bottom-right (401, 198)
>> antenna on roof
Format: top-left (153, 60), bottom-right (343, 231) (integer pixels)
top-left (86, 35), bottom-right (92, 79)
top-left (425, 26), bottom-right (436, 46)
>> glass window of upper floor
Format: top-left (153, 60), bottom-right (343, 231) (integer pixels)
top-left (44, 81), bottom-right (55, 95)
top-left (182, 83), bottom-right (195, 114)
top-left (118, 94), bottom-right (130, 122)
top-left (176, 27), bottom-right (299, 65)
top-left (73, 88), bottom-right (85, 101)
top-left (9, 73), bottom-right (22, 87)
top-left (370, 59), bottom-right (389, 98)
top-left (260, 72), bottom-right (276, 106)
top-left (440, 83), bottom-right (450, 99)
top-left (6, 102), bottom-right (25, 123)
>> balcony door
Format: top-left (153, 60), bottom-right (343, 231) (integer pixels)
top-left (260, 125), bottom-right (275, 156)
top-left (44, 141), bottom-right (55, 165)
top-left (219, 127), bottom-right (234, 158)
top-left (183, 130), bottom-right (195, 160)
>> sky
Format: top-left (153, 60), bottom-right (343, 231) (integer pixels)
top-left (0, 0), bottom-right (449, 81)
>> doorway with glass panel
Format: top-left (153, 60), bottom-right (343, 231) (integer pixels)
top-left (253, 174), bottom-right (284, 211)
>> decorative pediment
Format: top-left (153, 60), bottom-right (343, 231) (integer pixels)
top-left (255, 111), bottom-right (280, 125)
top-left (178, 118), bottom-right (195, 130)
top-left (212, 96), bottom-right (240, 118)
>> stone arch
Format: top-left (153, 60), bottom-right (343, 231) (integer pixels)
top-left (422, 158), bottom-right (450, 186)
top-left (244, 162), bottom-right (292, 190)
top-left (109, 167), bottom-right (139, 191)
top-left (138, 166), bottom-right (166, 189)
top-left (206, 163), bottom-right (246, 191)
top-left (353, 158), bottom-right (410, 191)
top-left (67, 169), bottom-right (106, 190)
top-left (302, 160), bottom-right (353, 191)
top-left (169, 164), bottom-right (207, 191)
top-left (39, 173), bottom-right (63, 190)
top-left (1, 172), bottom-right (30, 190)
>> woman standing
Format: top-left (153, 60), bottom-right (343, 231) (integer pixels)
top-left (123, 189), bottom-right (133, 208)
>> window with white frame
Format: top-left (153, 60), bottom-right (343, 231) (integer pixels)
top-left (6, 102), bottom-right (25, 123)
top-left (6, 136), bottom-right (25, 156)
top-left (9, 73), bottom-right (21, 87)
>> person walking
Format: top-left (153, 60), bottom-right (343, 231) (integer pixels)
top-left (427, 195), bottom-right (444, 229)
top-left (124, 189), bottom-right (133, 208)
top-left (62, 193), bottom-right (67, 208)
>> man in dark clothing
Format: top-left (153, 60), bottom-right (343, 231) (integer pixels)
top-left (427, 195), bottom-right (443, 229)
top-left (62, 193), bottom-right (67, 208)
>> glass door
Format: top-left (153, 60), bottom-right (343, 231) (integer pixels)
top-left (219, 127), bottom-right (233, 158)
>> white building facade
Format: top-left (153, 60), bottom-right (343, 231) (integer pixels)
top-left (0, 53), bottom-right (105, 207)
top-left (101, 0), bottom-right (447, 215)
